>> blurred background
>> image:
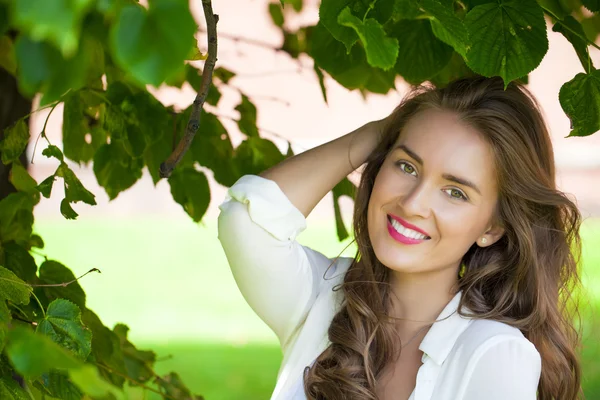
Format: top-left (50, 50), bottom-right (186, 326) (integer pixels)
top-left (24, 0), bottom-right (600, 398)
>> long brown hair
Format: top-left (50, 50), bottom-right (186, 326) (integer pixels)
top-left (303, 76), bottom-right (583, 399)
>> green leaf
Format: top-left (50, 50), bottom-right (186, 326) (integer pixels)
top-left (37, 175), bottom-right (56, 199)
top-left (38, 260), bottom-right (86, 310)
top-left (157, 372), bottom-right (201, 400)
top-left (185, 65), bottom-right (203, 90)
top-left (235, 94), bottom-right (260, 137)
top-left (282, 31), bottom-right (301, 58)
top-left (319, 0), bottom-right (359, 52)
top-left (12, 0), bottom-right (93, 57)
top-left (337, 7), bottom-right (399, 70)
top-left (234, 137), bottom-right (286, 176)
top-left (363, 67), bottom-right (397, 94)
top-left (582, 0), bottom-right (600, 12)
top-left (537, 0), bottom-right (568, 20)
top-left (168, 167), bottom-right (210, 222)
top-left (464, 0), bottom-right (548, 88)
top-left (81, 309), bottom-right (127, 388)
top-left (393, 0), bottom-right (422, 20)
top-left (307, 23), bottom-right (395, 94)
top-left (0, 4), bottom-right (9, 36)
top-left (206, 85), bottom-right (222, 106)
top-left (57, 164), bottom-right (96, 205)
top-left (59, 198), bottom-right (79, 220)
top-left (0, 119), bottom-right (29, 165)
top-left (0, 263), bottom-right (31, 351)
top-left (63, 91), bottom-right (107, 164)
top-left (0, 375), bottom-right (30, 400)
top-left (103, 83), bottom-right (170, 157)
top-left (143, 129), bottom-right (173, 186)
top-left (314, 64), bottom-right (329, 104)
top-left (9, 164), bottom-right (38, 195)
top-left (269, 3), bottom-right (285, 27)
top-left (2, 242), bottom-right (38, 282)
top-left (110, 0), bottom-right (197, 86)
top-left (28, 234), bottom-right (44, 250)
top-left (213, 67), bottom-right (235, 84)
top-left (429, 51), bottom-right (476, 88)
top-left (189, 111), bottom-right (240, 187)
top-left (42, 145), bottom-right (64, 161)
top-left (40, 371), bottom-right (83, 400)
top-left (14, 35), bottom-right (96, 105)
top-left (332, 178), bottom-right (356, 241)
top-left (0, 192), bottom-right (35, 245)
top-left (37, 299), bottom-right (92, 360)
top-left (113, 324), bottom-right (156, 382)
top-left (93, 142), bottom-right (143, 200)
top-left (6, 327), bottom-right (123, 398)
top-left (0, 266), bottom-right (31, 305)
top-left (54, 163), bottom-right (96, 219)
top-left (7, 327), bottom-right (79, 378)
top-left (187, 67), bottom-right (222, 105)
top-left (388, 19), bottom-right (453, 84)
top-left (559, 70), bottom-right (600, 137)
top-left (0, 36), bottom-right (17, 76)
top-left (553, 16), bottom-right (594, 74)
top-left (421, 0), bottom-right (470, 57)
top-left (581, 13), bottom-right (600, 42)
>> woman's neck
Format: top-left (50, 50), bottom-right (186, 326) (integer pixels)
top-left (387, 267), bottom-right (459, 334)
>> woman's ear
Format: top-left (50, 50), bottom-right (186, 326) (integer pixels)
top-left (478, 223), bottom-right (505, 247)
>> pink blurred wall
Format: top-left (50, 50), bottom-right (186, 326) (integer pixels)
top-left (28, 0), bottom-right (600, 223)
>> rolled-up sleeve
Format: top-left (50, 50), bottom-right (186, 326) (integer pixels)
top-left (217, 174), bottom-right (337, 349)
top-left (460, 335), bottom-right (542, 399)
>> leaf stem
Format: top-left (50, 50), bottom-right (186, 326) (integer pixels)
top-left (31, 100), bottom-right (59, 164)
top-left (30, 268), bottom-right (101, 287)
top-left (30, 290), bottom-right (45, 319)
top-left (363, 0), bottom-right (377, 22)
top-left (542, 8), bottom-right (600, 51)
top-left (159, 0), bottom-right (219, 178)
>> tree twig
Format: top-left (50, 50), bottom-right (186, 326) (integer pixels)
top-left (31, 101), bottom-right (59, 164)
top-left (197, 28), bottom-right (281, 52)
top-left (94, 362), bottom-right (179, 400)
top-left (159, 0), bottom-right (219, 178)
top-left (209, 110), bottom-right (306, 151)
top-left (30, 268), bottom-right (101, 287)
top-left (542, 8), bottom-right (600, 51)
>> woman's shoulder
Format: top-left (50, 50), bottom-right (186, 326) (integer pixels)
top-left (453, 318), bottom-right (540, 365)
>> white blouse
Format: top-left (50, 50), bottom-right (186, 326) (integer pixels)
top-left (217, 174), bottom-right (542, 400)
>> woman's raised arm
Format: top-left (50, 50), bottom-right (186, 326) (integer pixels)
top-left (259, 119), bottom-right (384, 218)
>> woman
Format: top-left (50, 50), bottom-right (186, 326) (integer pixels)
top-left (217, 76), bottom-right (583, 399)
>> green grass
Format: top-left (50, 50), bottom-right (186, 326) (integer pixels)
top-left (33, 216), bottom-right (600, 399)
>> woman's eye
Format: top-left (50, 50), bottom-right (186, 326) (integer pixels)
top-left (444, 188), bottom-right (468, 201)
top-left (397, 161), bottom-right (417, 176)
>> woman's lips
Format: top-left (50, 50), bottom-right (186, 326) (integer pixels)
top-left (387, 216), bottom-right (430, 245)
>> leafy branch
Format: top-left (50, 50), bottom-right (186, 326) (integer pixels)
top-left (159, 0), bottom-right (219, 178)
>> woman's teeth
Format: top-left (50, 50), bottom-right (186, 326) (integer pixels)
top-left (389, 217), bottom-right (429, 240)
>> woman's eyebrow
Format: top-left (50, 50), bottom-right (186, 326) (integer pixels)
top-left (394, 144), bottom-right (482, 196)
top-left (395, 144), bottom-right (423, 165)
top-left (442, 174), bottom-right (482, 196)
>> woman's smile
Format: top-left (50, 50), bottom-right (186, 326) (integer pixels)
top-left (387, 215), bottom-right (431, 245)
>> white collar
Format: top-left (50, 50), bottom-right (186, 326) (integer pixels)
top-left (418, 290), bottom-right (473, 365)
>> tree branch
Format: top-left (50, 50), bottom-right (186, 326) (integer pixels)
top-left (30, 268), bottom-right (101, 287)
top-left (159, 0), bottom-right (219, 178)
top-left (94, 362), bottom-right (179, 400)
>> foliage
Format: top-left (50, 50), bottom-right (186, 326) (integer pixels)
top-left (0, 0), bottom-right (598, 398)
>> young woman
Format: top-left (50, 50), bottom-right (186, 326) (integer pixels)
top-left (217, 76), bottom-right (583, 400)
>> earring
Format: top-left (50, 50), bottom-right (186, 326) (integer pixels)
top-left (481, 237), bottom-right (487, 244)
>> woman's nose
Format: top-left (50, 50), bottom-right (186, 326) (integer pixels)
top-left (399, 181), bottom-right (432, 219)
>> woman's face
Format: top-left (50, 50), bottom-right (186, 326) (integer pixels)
top-left (367, 108), bottom-right (504, 276)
